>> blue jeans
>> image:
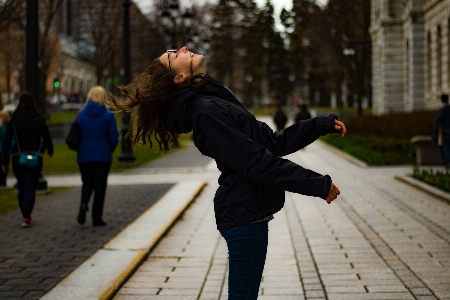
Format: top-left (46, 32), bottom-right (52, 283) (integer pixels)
top-left (220, 221), bottom-right (269, 300)
top-left (12, 155), bottom-right (43, 219)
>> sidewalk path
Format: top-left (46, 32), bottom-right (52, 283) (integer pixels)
top-left (0, 143), bottom-right (210, 300)
top-left (113, 119), bottom-right (450, 299)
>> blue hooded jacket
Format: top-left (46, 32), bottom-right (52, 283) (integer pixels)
top-left (71, 101), bottom-right (119, 163)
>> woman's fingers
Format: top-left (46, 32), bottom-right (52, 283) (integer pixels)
top-left (334, 120), bottom-right (347, 138)
top-left (326, 184), bottom-right (340, 204)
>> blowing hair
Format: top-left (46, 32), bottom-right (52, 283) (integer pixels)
top-left (107, 57), bottom-right (205, 152)
top-left (13, 91), bottom-right (40, 120)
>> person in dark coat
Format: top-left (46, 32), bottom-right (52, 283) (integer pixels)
top-left (1, 91), bottom-right (54, 228)
top-left (273, 104), bottom-right (288, 131)
top-left (107, 46), bottom-right (346, 299)
top-left (0, 109), bottom-right (11, 186)
top-left (71, 86), bottom-right (119, 227)
top-left (433, 94), bottom-right (450, 166)
top-left (295, 103), bottom-right (312, 123)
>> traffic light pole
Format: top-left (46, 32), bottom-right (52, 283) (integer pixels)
top-left (118, 0), bottom-right (136, 164)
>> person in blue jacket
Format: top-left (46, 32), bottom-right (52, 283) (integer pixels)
top-left (71, 86), bottom-right (119, 227)
top-left (108, 47), bottom-right (346, 299)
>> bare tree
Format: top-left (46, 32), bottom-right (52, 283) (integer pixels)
top-left (0, 29), bottom-right (25, 105)
top-left (0, 0), bottom-right (26, 33)
top-left (82, 0), bottom-right (122, 87)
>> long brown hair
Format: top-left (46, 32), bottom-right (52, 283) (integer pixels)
top-left (108, 57), bottom-right (205, 152)
top-left (13, 91), bottom-right (40, 120)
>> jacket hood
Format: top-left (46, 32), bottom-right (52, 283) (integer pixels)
top-left (162, 87), bottom-right (198, 134)
top-left (162, 75), bottom-right (244, 134)
top-left (83, 101), bottom-right (108, 118)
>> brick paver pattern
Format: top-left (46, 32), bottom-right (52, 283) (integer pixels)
top-left (115, 139), bottom-right (450, 300)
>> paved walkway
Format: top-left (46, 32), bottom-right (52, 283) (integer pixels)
top-left (112, 119), bottom-right (450, 300)
top-left (2, 117), bottom-right (450, 300)
top-left (0, 143), bottom-right (211, 300)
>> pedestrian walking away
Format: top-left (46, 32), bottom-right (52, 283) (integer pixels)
top-left (273, 104), bottom-right (288, 131)
top-left (107, 46), bottom-right (346, 299)
top-left (70, 86), bottom-right (119, 227)
top-left (294, 103), bottom-right (312, 123)
top-left (1, 91), bottom-right (54, 228)
top-left (433, 93), bottom-right (450, 167)
top-left (0, 109), bottom-right (11, 186)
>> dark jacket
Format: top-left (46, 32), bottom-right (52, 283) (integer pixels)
top-left (434, 105), bottom-right (450, 133)
top-left (162, 75), bottom-right (337, 230)
top-left (72, 101), bottom-right (119, 163)
top-left (2, 114), bottom-right (53, 165)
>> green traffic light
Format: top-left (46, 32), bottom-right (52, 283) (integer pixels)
top-left (54, 81), bottom-right (60, 88)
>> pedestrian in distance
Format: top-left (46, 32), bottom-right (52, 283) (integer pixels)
top-left (294, 103), bottom-right (313, 151)
top-left (433, 93), bottom-right (450, 167)
top-left (107, 46), bottom-right (346, 299)
top-left (273, 104), bottom-right (288, 131)
top-left (72, 86), bottom-right (119, 227)
top-left (0, 109), bottom-right (11, 186)
top-left (1, 91), bottom-right (54, 228)
top-left (294, 103), bottom-right (312, 123)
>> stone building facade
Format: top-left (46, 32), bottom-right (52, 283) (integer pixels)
top-left (371, 0), bottom-right (450, 114)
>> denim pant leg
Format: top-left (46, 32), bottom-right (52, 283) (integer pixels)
top-left (220, 221), bottom-right (269, 300)
top-left (12, 155), bottom-right (43, 219)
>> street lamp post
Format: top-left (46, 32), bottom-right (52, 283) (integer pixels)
top-left (26, 0), bottom-right (40, 108)
top-left (118, 0), bottom-right (136, 164)
top-left (26, 0), bottom-right (48, 190)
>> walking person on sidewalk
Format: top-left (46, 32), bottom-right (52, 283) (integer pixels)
top-left (72, 86), bottom-right (119, 227)
top-left (1, 91), bottom-right (54, 228)
top-left (433, 93), bottom-right (450, 166)
top-left (107, 46), bottom-right (346, 299)
top-left (0, 109), bottom-right (11, 187)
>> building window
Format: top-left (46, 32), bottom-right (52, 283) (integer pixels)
top-left (448, 18), bottom-right (450, 86)
top-left (437, 25), bottom-right (442, 90)
top-left (388, 0), bottom-right (396, 17)
top-left (427, 31), bottom-right (432, 93)
top-left (406, 39), bottom-right (409, 99)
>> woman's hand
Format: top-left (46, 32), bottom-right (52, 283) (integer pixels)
top-left (326, 183), bottom-right (340, 204)
top-left (2, 165), bottom-right (8, 175)
top-left (334, 120), bottom-right (347, 138)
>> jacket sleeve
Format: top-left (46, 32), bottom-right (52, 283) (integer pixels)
top-left (41, 120), bottom-right (54, 156)
top-left (108, 114), bottom-right (119, 152)
top-left (258, 115), bottom-right (337, 157)
top-left (196, 110), bottom-right (332, 199)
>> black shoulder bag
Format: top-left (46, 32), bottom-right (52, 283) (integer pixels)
top-left (65, 110), bottom-right (81, 150)
top-left (13, 125), bottom-right (41, 168)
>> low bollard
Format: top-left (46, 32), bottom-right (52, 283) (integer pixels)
top-left (411, 135), bottom-right (441, 165)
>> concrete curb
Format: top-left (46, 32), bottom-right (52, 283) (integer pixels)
top-left (316, 139), bottom-right (369, 168)
top-left (316, 139), bottom-right (450, 202)
top-left (394, 175), bottom-right (450, 204)
top-left (41, 180), bottom-right (207, 300)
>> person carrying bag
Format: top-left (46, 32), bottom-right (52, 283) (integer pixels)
top-left (1, 91), bottom-right (54, 228)
top-left (13, 125), bottom-right (41, 168)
